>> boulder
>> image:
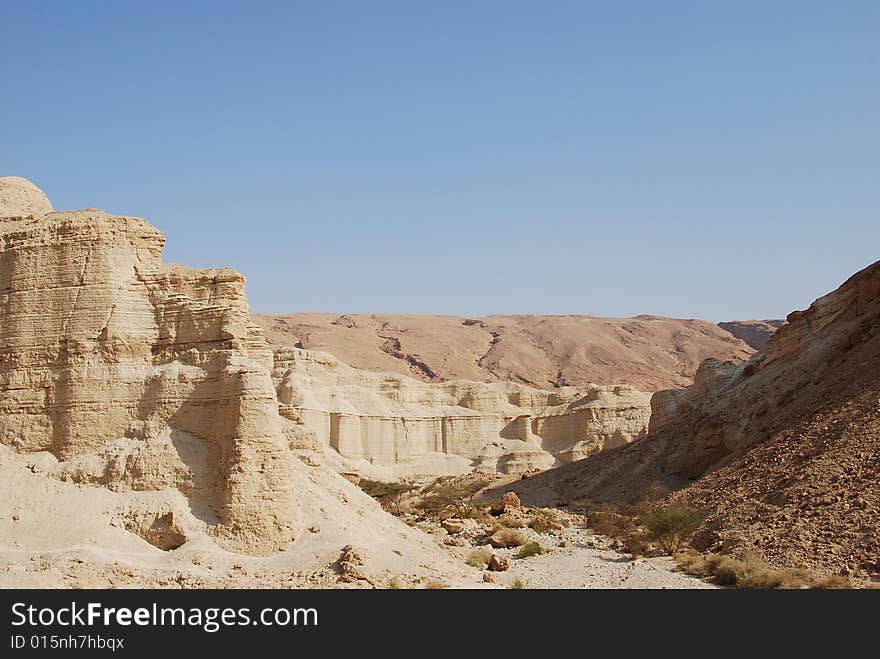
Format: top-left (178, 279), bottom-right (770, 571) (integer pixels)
top-left (487, 554), bottom-right (509, 572)
top-left (491, 491), bottom-right (522, 516)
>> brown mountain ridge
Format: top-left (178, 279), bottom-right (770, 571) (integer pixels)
top-left (254, 312), bottom-right (757, 392)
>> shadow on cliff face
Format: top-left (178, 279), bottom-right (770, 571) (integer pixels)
top-left (125, 366), bottom-right (224, 527)
top-left (169, 429), bottom-right (222, 526)
top-left (485, 435), bottom-right (694, 510)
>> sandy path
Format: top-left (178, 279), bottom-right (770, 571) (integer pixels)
top-left (480, 526), bottom-right (717, 589)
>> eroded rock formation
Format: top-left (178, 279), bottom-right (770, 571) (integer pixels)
top-left (271, 346), bottom-right (651, 477)
top-left (0, 177), bottom-right (295, 554)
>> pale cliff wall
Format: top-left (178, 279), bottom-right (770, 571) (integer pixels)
top-left (271, 346), bottom-right (651, 477)
top-left (0, 177), bottom-right (294, 554)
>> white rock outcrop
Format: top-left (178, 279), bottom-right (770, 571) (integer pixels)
top-left (271, 347), bottom-right (652, 477)
top-left (0, 177), bottom-right (294, 554)
top-left (0, 176), bottom-right (53, 218)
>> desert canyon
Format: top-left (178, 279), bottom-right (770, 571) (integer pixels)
top-left (1, 176), bottom-right (876, 589)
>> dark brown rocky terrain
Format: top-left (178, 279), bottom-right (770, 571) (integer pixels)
top-left (497, 259), bottom-right (880, 578)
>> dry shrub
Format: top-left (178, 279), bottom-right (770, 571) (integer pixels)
top-left (516, 542), bottom-right (543, 559)
top-left (730, 552), bottom-right (804, 589)
top-left (510, 577), bottom-right (526, 590)
top-left (673, 551), bottom-right (714, 577)
top-left (416, 478), bottom-right (487, 519)
top-left (490, 527), bottom-right (528, 548)
top-left (622, 532), bottom-right (652, 558)
top-left (587, 510), bottom-right (635, 538)
top-left (358, 479), bottom-right (415, 515)
top-left (466, 547), bottom-right (492, 569)
top-left (811, 574), bottom-right (853, 589)
top-left (425, 580), bottom-right (447, 589)
top-left (639, 504), bottom-right (704, 553)
top-left (586, 509), bottom-right (650, 556)
top-left (673, 551), bottom-right (853, 589)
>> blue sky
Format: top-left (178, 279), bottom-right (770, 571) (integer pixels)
top-left (3, 1), bottom-right (878, 320)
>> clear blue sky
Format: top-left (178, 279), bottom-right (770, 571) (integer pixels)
top-left (3, 1), bottom-right (878, 320)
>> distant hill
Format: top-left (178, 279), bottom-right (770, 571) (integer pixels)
top-left (253, 313), bottom-right (753, 392)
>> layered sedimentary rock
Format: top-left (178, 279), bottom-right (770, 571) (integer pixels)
top-left (255, 312), bottom-right (754, 391)
top-left (270, 347), bottom-right (651, 476)
top-left (0, 177), bottom-right (294, 554)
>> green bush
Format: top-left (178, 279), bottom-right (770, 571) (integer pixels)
top-left (639, 504), bottom-right (704, 553)
top-left (516, 542), bottom-right (543, 559)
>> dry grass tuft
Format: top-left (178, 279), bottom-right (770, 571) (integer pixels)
top-left (465, 547), bottom-right (492, 569)
top-left (673, 550), bottom-right (854, 589)
top-left (516, 542), bottom-right (543, 559)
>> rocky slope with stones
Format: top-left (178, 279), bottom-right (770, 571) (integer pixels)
top-left (498, 259), bottom-right (880, 578)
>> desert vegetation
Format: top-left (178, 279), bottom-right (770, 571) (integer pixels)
top-left (582, 499), bottom-right (862, 589)
top-left (516, 542), bottom-right (544, 559)
top-left (673, 551), bottom-right (854, 589)
top-left (357, 479), bottom-right (415, 515)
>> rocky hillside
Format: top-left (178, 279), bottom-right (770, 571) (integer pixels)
top-left (255, 312), bottom-right (754, 391)
top-left (498, 259), bottom-right (880, 578)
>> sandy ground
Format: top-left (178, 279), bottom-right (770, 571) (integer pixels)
top-left (440, 526), bottom-right (717, 589)
top-left (485, 526), bottom-right (716, 589)
top-left (0, 445), bottom-right (714, 589)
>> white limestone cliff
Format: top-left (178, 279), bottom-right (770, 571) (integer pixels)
top-left (0, 177), bottom-right (294, 555)
top-left (271, 347), bottom-right (652, 478)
